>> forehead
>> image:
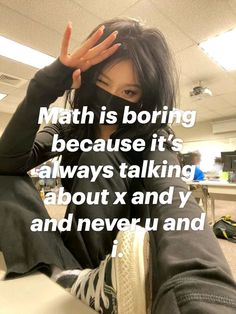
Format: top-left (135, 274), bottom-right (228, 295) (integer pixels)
top-left (101, 59), bottom-right (140, 85)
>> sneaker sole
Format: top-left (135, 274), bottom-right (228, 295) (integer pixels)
top-left (114, 225), bottom-right (151, 314)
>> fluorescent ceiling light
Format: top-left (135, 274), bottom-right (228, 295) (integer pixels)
top-left (199, 28), bottom-right (236, 71)
top-left (0, 36), bottom-right (55, 69)
top-left (0, 93), bottom-right (7, 101)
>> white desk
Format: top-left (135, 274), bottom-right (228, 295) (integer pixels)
top-left (0, 252), bottom-right (96, 314)
top-left (186, 180), bottom-right (236, 222)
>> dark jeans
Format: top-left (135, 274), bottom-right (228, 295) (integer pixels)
top-left (1, 148), bottom-right (236, 313)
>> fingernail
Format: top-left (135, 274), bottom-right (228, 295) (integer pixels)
top-left (68, 21), bottom-right (72, 27)
top-left (113, 31), bottom-right (118, 36)
top-left (99, 25), bottom-right (105, 32)
top-left (116, 43), bottom-right (122, 46)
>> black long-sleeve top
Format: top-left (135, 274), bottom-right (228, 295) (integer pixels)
top-left (0, 59), bottom-right (81, 191)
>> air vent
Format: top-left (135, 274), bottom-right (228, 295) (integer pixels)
top-left (0, 73), bottom-right (27, 88)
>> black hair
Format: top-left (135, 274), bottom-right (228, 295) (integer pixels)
top-left (64, 17), bottom-right (178, 142)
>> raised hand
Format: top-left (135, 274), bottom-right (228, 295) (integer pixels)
top-left (59, 22), bottom-right (121, 89)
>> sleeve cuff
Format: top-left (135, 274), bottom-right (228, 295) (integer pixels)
top-left (34, 57), bottom-right (75, 92)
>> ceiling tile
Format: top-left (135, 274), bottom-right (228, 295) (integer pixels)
top-left (209, 111), bottom-right (236, 121)
top-left (0, 100), bottom-right (18, 114)
top-left (0, 4), bottom-right (65, 58)
top-left (0, 56), bottom-right (36, 80)
top-left (228, 0), bottom-right (236, 14)
top-left (120, 0), bottom-right (194, 53)
top-left (0, 0), bottom-right (102, 44)
top-left (2, 94), bottom-right (21, 104)
top-left (75, 0), bottom-right (139, 20)
top-left (176, 45), bottom-right (224, 82)
top-left (179, 99), bottom-right (207, 111)
top-left (228, 70), bottom-right (236, 81)
top-left (0, 112), bottom-right (12, 134)
top-left (150, 0), bottom-right (236, 42)
top-left (221, 91), bottom-right (236, 106)
top-left (194, 107), bottom-right (222, 122)
top-left (10, 86), bottom-right (29, 98)
top-left (0, 83), bottom-right (17, 95)
top-left (206, 73), bottom-right (236, 96)
top-left (0, 0), bottom-right (236, 124)
top-left (218, 107), bottom-right (236, 117)
top-left (196, 111), bottom-right (214, 122)
top-left (179, 73), bottom-right (193, 87)
top-left (203, 97), bottom-right (232, 111)
top-left (203, 110), bottom-right (225, 120)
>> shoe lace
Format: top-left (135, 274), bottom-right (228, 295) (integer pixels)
top-left (71, 255), bottom-right (111, 312)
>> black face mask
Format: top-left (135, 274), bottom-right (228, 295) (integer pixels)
top-left (89, 85), bottom-right (142, 125)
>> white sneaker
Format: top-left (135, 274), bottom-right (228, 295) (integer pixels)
top-left (70, 225), bottom-right (151, 314)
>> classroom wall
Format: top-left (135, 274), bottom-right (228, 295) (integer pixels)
top-left (173, 121), bottom-right (236, 171)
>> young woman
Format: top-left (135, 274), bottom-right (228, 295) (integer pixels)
top-left (0, 17), bottom-right (236, 314)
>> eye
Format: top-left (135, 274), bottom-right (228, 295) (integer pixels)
top-left (124, 89), bottom-right (137, 97)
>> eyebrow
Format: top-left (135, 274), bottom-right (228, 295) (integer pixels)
top-left (99, 72), bottom-right (141, 89)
